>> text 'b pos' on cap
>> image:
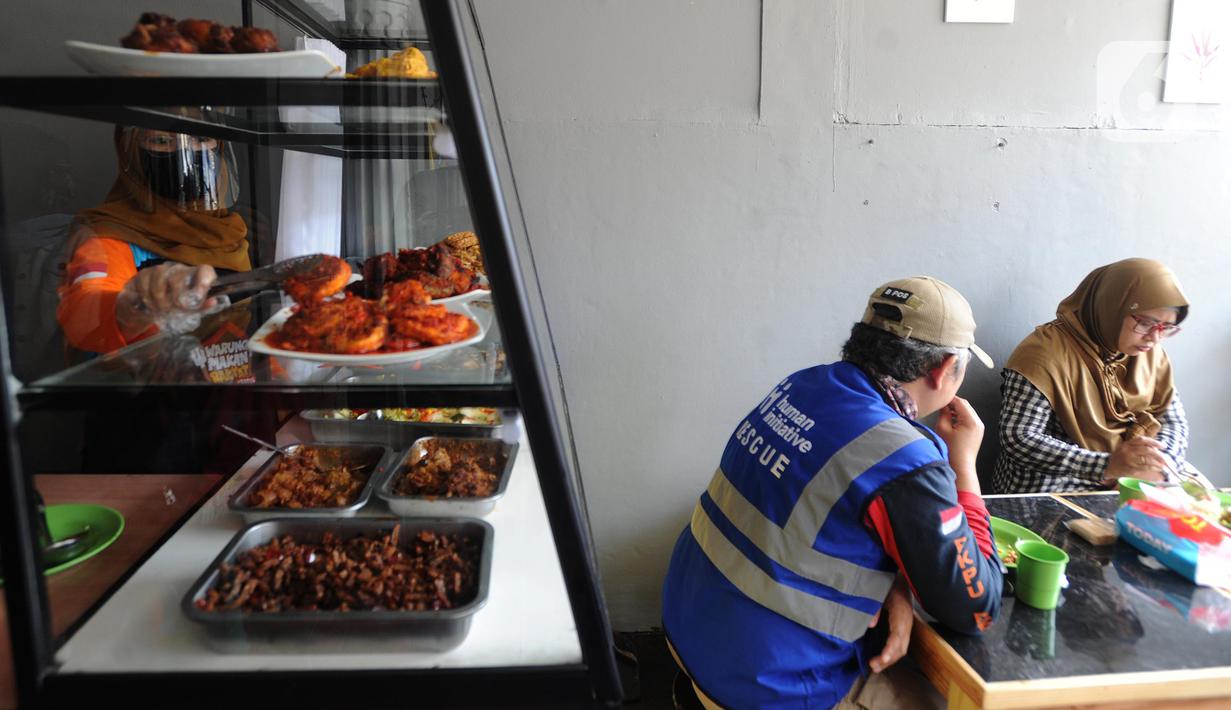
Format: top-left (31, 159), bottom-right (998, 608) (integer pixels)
top-left (861, 276), bottom-right (993, 369)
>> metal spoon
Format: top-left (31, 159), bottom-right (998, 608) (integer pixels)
top-left (221, 425), bottom-right (292, 457)
top-left (42, 527), bottom-right (92, 567)
top-left (32, 490), bottom-right (92, 567)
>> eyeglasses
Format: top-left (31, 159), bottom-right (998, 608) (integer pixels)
top-left (1129, 314), bottom-right (1181, 338)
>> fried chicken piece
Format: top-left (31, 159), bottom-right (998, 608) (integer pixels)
top-left (121, 24), bottom-right (155, 50)
top-left (230, 26), bottom-right (279, 53)
top-left (271, 296), bottom-right (387, 354)
top-left (283, 255), bottom-right (352, 305)
top-left (176, 19), bottom-right (216, 47)
top-left (385, 302), bottom-right (475, 347)
top-left (122, 24), bottom-right (198, 52)
top-left (384, 279), bottom-right (431, 307)
top-left (393, 244), bottom-right (480, 298)
top-left (351, 246), bottom-right (479, 300)
top-left (138, 12), bottom-right (177, 29)
top-left (202, 24), bottom-right (236, 53)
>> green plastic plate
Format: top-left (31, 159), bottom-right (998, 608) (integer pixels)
top-left (1, 503), bottom-right (125, 585)
top-left (990, 515), bottom-right (1044, 569)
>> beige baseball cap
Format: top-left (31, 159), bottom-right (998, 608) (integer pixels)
top-left (861, 276), bottom-right (993, 368)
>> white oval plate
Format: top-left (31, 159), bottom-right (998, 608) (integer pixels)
top-left (248, 302), bottom-right (486, 366)
top-left (65, 40), bottom-right (343, 78)
top-left (434, 284), bottom-right (491, 305)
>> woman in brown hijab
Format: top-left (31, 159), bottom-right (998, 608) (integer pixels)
top-left (992, 258), bottom-right (1201, 493)
top-left (58, 126), bottom-right (249, 353)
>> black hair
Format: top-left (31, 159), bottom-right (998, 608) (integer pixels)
top-left (840, 323), bottom-right (965, 381)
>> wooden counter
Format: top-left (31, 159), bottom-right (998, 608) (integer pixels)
top-left (0, 474), bottom-right (221, 709)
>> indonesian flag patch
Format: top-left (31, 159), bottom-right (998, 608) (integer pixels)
top-left (939, 505), bottom-right (965, 537)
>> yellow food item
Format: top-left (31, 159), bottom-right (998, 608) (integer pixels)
top-left (348, 46), bottom-right (436, 79)
top-left (441, 231), bottom-right (485, 276)
top-left (998, 545), bottom-right (1018, 565)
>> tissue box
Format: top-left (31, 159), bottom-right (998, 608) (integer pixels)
top-left (1115, 499), bottom-right (1231, 588)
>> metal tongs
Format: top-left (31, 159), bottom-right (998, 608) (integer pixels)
top-left (207, 253), bottom-right (327, 299)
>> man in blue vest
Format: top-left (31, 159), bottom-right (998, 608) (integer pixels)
top-left (662, 276), bottom-right (1003, 709)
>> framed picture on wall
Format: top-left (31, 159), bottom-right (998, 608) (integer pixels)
top-left (1163, 0), bottom-right (1229, 103)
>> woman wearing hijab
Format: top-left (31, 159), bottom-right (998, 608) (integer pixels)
top-left (993, 258), bottom-right (1202, 493)
top-left (55, 126), bottom-right (269, 475)
top-left (58, 126), bottom-right (249, 354)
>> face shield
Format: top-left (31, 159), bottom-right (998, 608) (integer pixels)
top-left (118, 127), bottom-right (239, 212)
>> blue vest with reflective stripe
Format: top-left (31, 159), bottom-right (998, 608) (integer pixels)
top-left (662, 362), bottom-right (947, 709)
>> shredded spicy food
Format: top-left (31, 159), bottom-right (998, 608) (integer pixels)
top-left (396, 439), bottom-right (506, 498)
top-left (247, 447), bottom-right (368, 509)
top-left (195, 525), bottom-right (479, 612)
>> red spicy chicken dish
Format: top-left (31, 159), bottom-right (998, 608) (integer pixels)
top-left (265, 254), bottom-right (478, 355)
top-left (349, 243), bottom-right (486, 301)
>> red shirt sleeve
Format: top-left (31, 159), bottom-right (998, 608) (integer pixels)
top-left (958, 489), bottom-right (995, 558)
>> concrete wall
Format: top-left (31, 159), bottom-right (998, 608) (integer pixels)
top-left (472, 0), bottom-right (1231, 629)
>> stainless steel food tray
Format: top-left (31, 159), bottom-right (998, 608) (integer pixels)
top-left (302, 408), bottom-right (520, 447)
top-left (182, 517), bottom-right (493, 654)
top-left (226, 443), bottom-right (392, 523)
top-left (377, 437), bottom-right (518, 517)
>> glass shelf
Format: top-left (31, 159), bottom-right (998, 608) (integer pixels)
top-left (0, 78), bottom-right (443, 157)
top-left (254, 0), bottom-right (432, 50)
top-left (21, 293), bottom-right (515, 409)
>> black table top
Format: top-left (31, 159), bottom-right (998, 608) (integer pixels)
top-left (1058, 492), bottom-right (1122, 521)
top-left (931, 493), bottom-right (1231, 683)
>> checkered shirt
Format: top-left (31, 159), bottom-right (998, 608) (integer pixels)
top-left (992, 369), bottom-right (1188, 493)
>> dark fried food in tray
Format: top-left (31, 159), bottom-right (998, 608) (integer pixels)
top-left (246, 447), bottom-right (369, 509)
top-left (195, 525), bottom-right (480, 612)
top-left (396, 438), bottom-right (506, 498)
top-left (121, 13), bottom-right (279, 53)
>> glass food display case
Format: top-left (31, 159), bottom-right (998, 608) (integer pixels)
top-left (0, 2), bottom-right (621, 707)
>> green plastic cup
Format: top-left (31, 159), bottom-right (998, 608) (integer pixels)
top-left (1118, 477), bottom-right (1147, 505)
top-left (1014, 540), bottom-right (1069, 610)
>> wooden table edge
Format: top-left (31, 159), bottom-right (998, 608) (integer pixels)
top-left (913, 615), bottom-right (1231, 709)
top-left (911, 611), bottom-right (987, 708)
top-left (978, 666), bottom-right (1231, 709)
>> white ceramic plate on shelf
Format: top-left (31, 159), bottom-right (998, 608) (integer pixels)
top-left (344, 271), bottom-right (491, 305)
top-left (433, 282), bottom-right (491, 305)
top-left (64, 40), bottom-right (343, 78)
top-left (247, 302), bottom-right (486, 367)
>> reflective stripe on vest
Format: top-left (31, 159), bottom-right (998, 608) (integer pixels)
top-left (785, 418), bottom-right (925, 540)
top-left (690, 502), bottom-right (876, 642)
top-left (705, 467), bottom-right (892, 602)
top-left (692, 416), bottom-right (925, 642)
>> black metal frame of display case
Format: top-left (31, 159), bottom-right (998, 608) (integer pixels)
top-left (0, 1), bottom-right (621, 706)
